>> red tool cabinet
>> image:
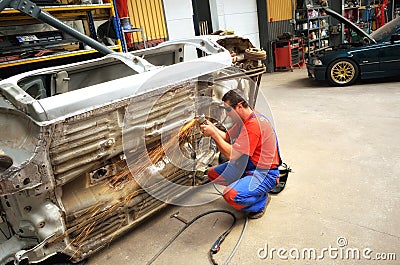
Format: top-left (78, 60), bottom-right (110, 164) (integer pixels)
top-left (273, 37), bottom-right (305, 71)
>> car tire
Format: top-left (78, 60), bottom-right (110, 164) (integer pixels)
top-left (244, 48), bottom-right (267, 61)
top-left (327, 58), bottom-right (359, 86)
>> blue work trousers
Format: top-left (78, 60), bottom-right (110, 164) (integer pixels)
top-left (208, 155), bottom-right (278, 213)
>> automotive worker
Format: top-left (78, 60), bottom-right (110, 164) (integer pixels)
top-left (200, 89), bottom-right (282, 219)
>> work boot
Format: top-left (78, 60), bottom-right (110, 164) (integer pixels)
top-left (247, 196), bottom-right (271, 219)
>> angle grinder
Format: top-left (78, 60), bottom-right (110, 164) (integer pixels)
top-left (196, 114), bottom-right (207, 125)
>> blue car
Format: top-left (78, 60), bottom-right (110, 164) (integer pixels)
top-left (307, 8), bottom-right (400, 86)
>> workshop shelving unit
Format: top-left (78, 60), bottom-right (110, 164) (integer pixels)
top-left (335, 0), bottom-right (389, 44)
top-left (0, 1), bottom-right (122, 79)
top-left (295, 6), bottom-right (330, 59)
top-left (343, 5), bottom-right (364, 42)
top-left (342, 0), bottom-right (389, 37)
top-left (273, 37), bottom-right (304, 71)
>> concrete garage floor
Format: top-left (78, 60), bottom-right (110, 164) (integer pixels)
top-left (85, 68), bottom-right (400, 265)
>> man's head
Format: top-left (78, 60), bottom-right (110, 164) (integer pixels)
top-left (221, 89), bottom-right (251, 121)
top-left (222, 89), bottom-right (249, 109)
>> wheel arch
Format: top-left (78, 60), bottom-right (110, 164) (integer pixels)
top-left (326, 57), bottom-right (360, 86)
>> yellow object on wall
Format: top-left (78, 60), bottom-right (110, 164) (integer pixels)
top-left (267, 0), bottom-right (293, 22)
top-left (127, 0), bottom-right (168, 42)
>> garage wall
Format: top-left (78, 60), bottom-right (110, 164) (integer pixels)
top-left (210, 0), bottom-right (260, 47)
top-left (163, 0), bottom-right (260, 47)
top-left (127, 0), bottom-right (167, 42)
top-left (256, 0), bottom-right (295, 72)
top-left (162, 0), bottom-right (197, 60)
top-left (267, 0), bottom-right (293, 21)
top-left (162, 0), bottom-right (196, 40)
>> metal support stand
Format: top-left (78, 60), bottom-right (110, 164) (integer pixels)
top-left (87, 11), bottom-right (97, 40)
top-left (122, 27), bottom-right (147, 52)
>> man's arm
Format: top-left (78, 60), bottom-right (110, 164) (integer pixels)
top-left (200, 121), bottom-right (243, 161)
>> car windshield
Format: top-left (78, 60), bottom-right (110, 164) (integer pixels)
top-left (370, 17), bottom-right (400, 42)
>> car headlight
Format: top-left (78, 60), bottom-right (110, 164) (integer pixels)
top-left (312, 58), bottom-right (323, 65)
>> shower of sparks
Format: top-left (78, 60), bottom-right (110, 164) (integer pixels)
top-left (178, 118), bottom-right (197, 142)
top-left (109, 117), bottom-right (199, 188)
top-left (65, 117), bottom-right (202, 258)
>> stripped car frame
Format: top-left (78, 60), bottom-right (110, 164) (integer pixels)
top-left (0, 0), bottom-right (264, 264)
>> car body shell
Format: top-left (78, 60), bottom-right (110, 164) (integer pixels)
top-left (0, 3), bottom-right (267, 263)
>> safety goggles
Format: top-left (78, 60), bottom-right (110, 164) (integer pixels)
top-left (221, 105), bottom-right (233, 112)
top-left (221, 101), bottom-right (244, 112)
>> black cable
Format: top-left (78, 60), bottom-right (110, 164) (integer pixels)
top-left (208, 212), bottom-right (236, 265)
top-left (211, 184), bottom-right (249, 265)
top-left (146, 209), bottom-right (236, 265)
top-left (224, 216), bottom-right (248, 265)
top-left (212, 183), bottom-right (224, 196)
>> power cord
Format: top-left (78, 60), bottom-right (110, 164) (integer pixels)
top-left (146, 182), bottom-right (249, 264)
top-left (212, 183), bottom-right (224, 196)
top-left (223, 216), bottom-right (248, 265)
top-left (209, 183), bottom-right (250, 264)
top-left (146, 210), bottom-right (236, 265)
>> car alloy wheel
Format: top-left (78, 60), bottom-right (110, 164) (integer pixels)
top-left (327, 58), bottom-right (359, 86)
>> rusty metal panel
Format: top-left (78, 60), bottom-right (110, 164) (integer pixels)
top-left (0, 36), bottom-right (233, 264)
top-left (59, 82), bottom-right (197, 256)
top-left (127, 0), bottom-right (167, 42)
top-left (267, 0), bottom-right (293, 21)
